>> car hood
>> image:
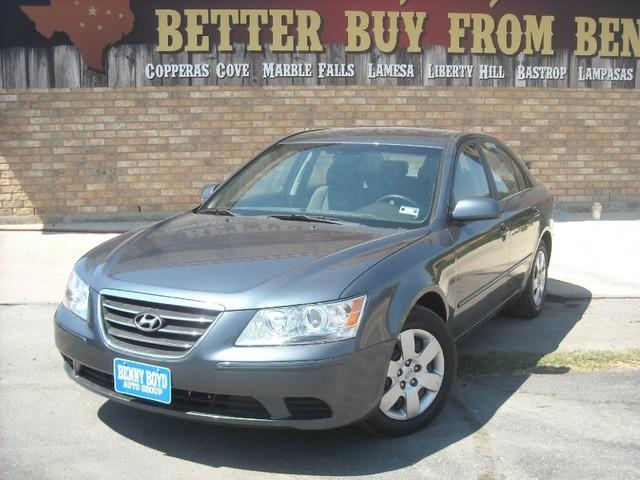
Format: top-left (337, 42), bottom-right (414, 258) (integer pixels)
top-left (79, 213), bottom-right (424, 310)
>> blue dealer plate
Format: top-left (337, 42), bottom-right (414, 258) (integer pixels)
top-left (113, 358), bottom-right (172, 404)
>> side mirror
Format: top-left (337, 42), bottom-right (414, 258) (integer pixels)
top-left (200, 183), bottom-right (219, 203)
top-left (525, 161), bottom-right (533, 171)
top-left (451, 198), bottom-right (501, 222)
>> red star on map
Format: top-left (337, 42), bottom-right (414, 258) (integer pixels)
top-left (21, 0), bottom-right (134, 72)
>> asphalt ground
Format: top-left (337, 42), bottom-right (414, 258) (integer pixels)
top-left (1, 217), bottom-right (639, 479)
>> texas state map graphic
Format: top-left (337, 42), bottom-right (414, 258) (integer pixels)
top-left (21, 0), bottom-right (134, 72)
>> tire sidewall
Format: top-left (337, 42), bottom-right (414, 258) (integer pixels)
top-left (527, 242), bottom-right (549, 315)
top-left (363, 306), bottom-right (457, 436)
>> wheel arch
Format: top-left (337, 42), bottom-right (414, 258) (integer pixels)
top-left (520, 227), bottom-right (553, 290)
top-left (540, 229), bottom-right (552, 261)
top-left (414, 289), bottom-right (448, 323)
top-left (391, 285), bottom-right (450, 341)
top-left (341, 231), bottom-right (456, 349)
top-left (358, 282), bottom-right (452, 350)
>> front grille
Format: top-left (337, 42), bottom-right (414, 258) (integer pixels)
top-left (285, 397), bottom-right (333, 420)
top-left (100, 293), bottom-right (221, 357)
top-left (73, 361), bottom-right (270, 419)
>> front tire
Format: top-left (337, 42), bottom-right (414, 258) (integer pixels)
top-left (362, 306), bottom-right (456, 436)
top-left (508, 241), bottom-right (549, 319)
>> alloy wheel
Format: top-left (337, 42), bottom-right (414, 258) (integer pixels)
top-left (532, 249), bottom-right (547, 306)
top-left (380, 329), bottom-right (445, 420)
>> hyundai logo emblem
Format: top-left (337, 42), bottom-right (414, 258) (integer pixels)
top-left (133, 313), bottom-right (164, 332)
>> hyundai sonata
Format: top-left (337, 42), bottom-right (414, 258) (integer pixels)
top-left (56, 128), bottom-right (553, 435)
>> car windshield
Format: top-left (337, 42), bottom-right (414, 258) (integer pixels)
top-left (201, 142), bottom-right (443, 228)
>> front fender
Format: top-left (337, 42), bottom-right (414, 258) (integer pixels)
top-left (342, 229), bottom-right (455, 350)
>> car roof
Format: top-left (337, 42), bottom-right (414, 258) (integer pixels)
top-left (281, 127), bottom-right (463, 148)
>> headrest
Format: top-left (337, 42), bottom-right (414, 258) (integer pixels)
top-left (359, 151), bottom-right (385, 186)
top-left (326, 154), bottom-right (362, 189)
top-left (380, 160), bottom-right (409, 179)
top-left (360, 151), bottom-right (385, 168)
top-left (418, 158), bottom-right (438, 182)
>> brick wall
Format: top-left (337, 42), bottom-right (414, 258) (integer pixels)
top-left (1, 86), bottom-right (639, 220)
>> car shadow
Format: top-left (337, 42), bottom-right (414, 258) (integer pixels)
top-left (97, 279), bottom-right (591, 476)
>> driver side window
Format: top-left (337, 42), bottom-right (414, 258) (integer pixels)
top-left (452, 143), bottom-right (491, 206)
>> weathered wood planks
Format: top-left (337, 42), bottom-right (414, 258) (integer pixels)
top-left (0, 44), bottom-right (637, 90)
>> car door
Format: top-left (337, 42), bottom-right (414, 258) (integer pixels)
top-left (448, 141), bottom-right (512, 337)
top-left (478, 140), bottom-right (541, 292)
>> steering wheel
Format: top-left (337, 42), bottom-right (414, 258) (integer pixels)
top-left (376, 194), bottom-right (420, 209)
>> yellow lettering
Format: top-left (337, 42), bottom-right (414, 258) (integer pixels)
top-left (523, 15), bottom-right (554, 55)
top-left (296, 10), bottom-right (323, 52)
top-left (156, 9), bottom-right (183, 52)
top-left (372, 11), bottom-right (399, 53)
top-left (575, 17), bottom-right (598, 56)
top-left (600, 18), bottom-right (620, 57)
top-left (211, 10), bottom-right (238, 53)
top-left (471, 14), bottom-right (496, 54)
top-left (620, 18), bottom-right (640, 57)
top-left (239, 10), bottom-right (268, 52)
top-left (184, 10), bottom-right (209, 52)
top-left (496, 14), bottom-right (521, 55)
top-left (271, 10), bottom-right (295, 52)
top-left (345, 11), bottom-right (371, 52)
top-left (402, 12), bottom-right (427, 53)
top-left (448, 13), bottom-right (470, 54)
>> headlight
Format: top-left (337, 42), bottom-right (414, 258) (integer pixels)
top-left (62, 270), bottom-right (90, 321)
top-left (236, 296), bottom-right (366, 346)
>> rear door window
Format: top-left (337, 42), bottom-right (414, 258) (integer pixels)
top-left (511, 156), bottom-right (528, 190)
top-left (452, 143), bottom-right (492, 206)
top-left (480, 142), bottom-right (523, 200)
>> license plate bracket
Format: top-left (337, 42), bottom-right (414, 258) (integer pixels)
top-left (113, 358), bottom-right (172, 405)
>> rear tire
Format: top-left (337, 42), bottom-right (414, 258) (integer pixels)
top-left (361, 306), bottom-right (456, 436)
top-left (508, 241), bottom-right (549, 319)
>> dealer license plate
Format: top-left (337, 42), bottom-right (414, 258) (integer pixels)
top-left (113, 358), bottom-right (172, 404)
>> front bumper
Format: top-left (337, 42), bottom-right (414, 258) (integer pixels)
top-left (55, 301), bottom-right (394, 430)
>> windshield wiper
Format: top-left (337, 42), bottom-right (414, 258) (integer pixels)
top-left (198, 208), bottom-right (236, 217)
top-left (268, 214), bottom-right (343, 225)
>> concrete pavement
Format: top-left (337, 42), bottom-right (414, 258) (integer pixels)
top-left (2, 218), bottom-right (638, 352)
top-left (1, 218), bottom-right (639, 479)
top-left (547, 220), bottom-right (640, 299)
top-left (0, 231), bottom-right (117, 305)
top-left (2, 215), bottom-right (639, 302)
top-left (1, 303), bottom-right (639, 480)
top-left (460, 297), bottom-right (640, 354)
